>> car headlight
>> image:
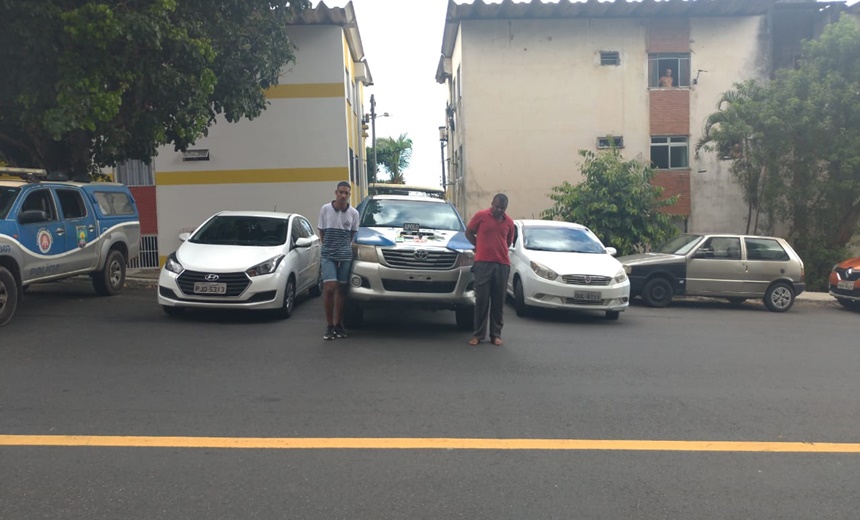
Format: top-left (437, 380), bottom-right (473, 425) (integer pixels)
top-left (456, 250), bottom-right (475, 267)
top-left (353, 244), bottom-right (379, 263)
top-left (246, 255), bottom-right (284, 277)
top-left (165, 254), bottom-right (183, 275)
top-left (530, 260), bottom-right (558, 281)
top-left (614, 268), bottom-right (628, 284)
top-left (623, 264), bottom-right (632, 274)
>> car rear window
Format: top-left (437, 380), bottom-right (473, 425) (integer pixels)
top-left (360, 199), bottom-right (463, 231)
top-left (745, 238), bottom-right (790, 261)
top-left (92, 191), bottom-right (135, 216)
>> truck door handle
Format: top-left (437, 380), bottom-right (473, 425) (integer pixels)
top-left (55, 228), bottom-right (65, 236)
top-left (88, 225), bottom-right (96, 232)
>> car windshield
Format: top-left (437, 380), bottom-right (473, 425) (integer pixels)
top-left (0, 187), bottom-right (21, 219)
top-left (654, 234), bottom-right (704, 255)
top-left (190, 215), bottom-right (288, 246)
top-left (360, 199), bottom-right (463, 231)
top-left (523, 226), bottom-right (606, 254)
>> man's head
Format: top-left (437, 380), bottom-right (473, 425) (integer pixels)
top-left (664, 68), bottom-right (673, 76)
top-left (335, 181), bottom-right (351, 205)
top-left (490, 193), bottom-right (508, 218)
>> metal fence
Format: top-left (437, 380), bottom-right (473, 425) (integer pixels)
top-left (128, 235), bottom-right (159, 269)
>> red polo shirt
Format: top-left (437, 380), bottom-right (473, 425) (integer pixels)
top-left (467, 209), bottom-right (515, 264)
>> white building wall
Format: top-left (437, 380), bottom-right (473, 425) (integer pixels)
top-left (688, 15), bottom-right (769, 233)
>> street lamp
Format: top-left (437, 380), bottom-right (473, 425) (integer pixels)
top-left (438, 125), bottom-right (448, 189)
top-left (362, 94), bottom-right (390, 184)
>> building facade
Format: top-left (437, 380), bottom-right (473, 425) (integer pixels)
top-left (436, 0), bottom-right (847, 233)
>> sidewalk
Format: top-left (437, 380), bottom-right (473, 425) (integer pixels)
top-left (126, 269), bottom-right (837, 303)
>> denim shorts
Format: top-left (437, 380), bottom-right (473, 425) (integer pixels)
top-left (321, 257), bottom-right (352, 284)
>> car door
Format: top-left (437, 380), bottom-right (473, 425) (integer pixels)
top-left (685, 236), bottom-right (746, 295)
top-left (289, 216), bottom-right (313, 291)
top-left (742, 237), bottom-right (792, 296)
top-left (507, 222), bottom-right (523, 295)
top-left (298, 217), bottom-right (321, 286)
top-left (16, 187), bottom-right (68, 279)
top-left (55, 187), bottom-right (99, 272)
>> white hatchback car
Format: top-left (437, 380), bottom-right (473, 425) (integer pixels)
top-left (507, 220), bottom-right (630, 320)
top-left (157, 211), bottom-right (321, 318)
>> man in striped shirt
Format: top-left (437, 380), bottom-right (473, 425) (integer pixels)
top-left (318, 181), bottom-right (360, 340)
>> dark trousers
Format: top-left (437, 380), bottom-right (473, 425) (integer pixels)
top-left (472, 261), bottom-right (510, 340)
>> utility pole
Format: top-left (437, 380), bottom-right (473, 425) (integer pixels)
top-left (438, 126), bottom-right (448, 189)
top-left (370, 94), bottom-right (377, 184)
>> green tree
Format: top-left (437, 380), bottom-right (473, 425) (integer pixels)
top-left (0, 0), bottom-right (309, 176)
top-left (542, 149), bottom-right (680, 255)
top-left (697, 15), bottom-right (860, 289)
top-left (375, 133), bottom-right (412, 184)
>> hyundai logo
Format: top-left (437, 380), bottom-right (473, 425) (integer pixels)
top-left (414, 249), bottom-right (429, 260)
top-left (205, 274), bottom-right (220, 281)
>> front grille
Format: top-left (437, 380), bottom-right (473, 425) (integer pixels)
top-left (381, 279), bottom-right (457, 293)
top-left (564, 298), bottom-right (607, 306)
top-left (562, 274), bottom-right (611, 286)
top-left (381, 248), bottom-right (458, 270)
top-left (176, 270), bottom-right (250, 297)
top-left (835, 267), bottom-right (860, 281)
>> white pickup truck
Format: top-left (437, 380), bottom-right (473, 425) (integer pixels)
top-left (0, 168), bottom-right (140, 326)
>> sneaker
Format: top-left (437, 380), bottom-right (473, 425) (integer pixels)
top-left (334, 324), bottom-right (349, 339)
top-left (323, 326), bottom-right (336, 340)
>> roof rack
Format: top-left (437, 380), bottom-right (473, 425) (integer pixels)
top-left (0, 167), bottom-right (48, 183)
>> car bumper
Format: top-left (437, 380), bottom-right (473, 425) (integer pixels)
top-left (793, 282), bottom-right (806, 296)
top-left (829, 283), bottom-right (860, 301)
top-left (157, 269), bottom-right (285, 310)
top-left (521, 275), bottom-right (630, 312)
top-left (348, 260), bottom-right (475, 309)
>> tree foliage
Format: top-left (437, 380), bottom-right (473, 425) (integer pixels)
top-left (374, 133), bottom-right (412, 184)
top-left (0, 0), bottom-right (310, 176)
top-left (697, 15), bottom-right (860, 289)
top-left (542, 149), bottom-right (680, 255)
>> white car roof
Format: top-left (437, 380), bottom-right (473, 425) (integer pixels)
top-left (516, 219), bottom-right (588, 230)
top-left (213, 210), bottom-right (295, 219)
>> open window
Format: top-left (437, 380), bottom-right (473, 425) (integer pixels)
top-left (649, 53), bottom-right (690, 88)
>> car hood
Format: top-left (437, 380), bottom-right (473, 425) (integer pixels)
top-left (836, 256), bottom-right (860, 270)
top-left (355, 227), bottom-right (473, 251)
top-left (617, 252), bottom-right (685, 266)
top-left (525, 250), bottom-right (622, 276)
top-left (175, 242), bottom-right (285, 272)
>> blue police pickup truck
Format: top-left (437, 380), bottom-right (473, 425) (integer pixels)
top-left (0, 168), bottom-right (140, 326)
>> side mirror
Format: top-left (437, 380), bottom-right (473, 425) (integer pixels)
top-left (605, 247), bottom-right (617, 257)
top-left (18, 209), bottom-right (48, 224)
top-left (693, 248), bottom-right (709, 259)
top-left (295, 237), bottom-right (313, 248)
top-left (178, 232), bottom-right (190, 242)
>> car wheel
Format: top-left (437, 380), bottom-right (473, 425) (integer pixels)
top-left (343, 301), bottom-right (363, 328)
top-left (763, 282), bottom-right (794, 312)
top-left (276, 276), bottom-right (296, 319)
top-left (92, 249), bottom-right (126, 296)
top-left (0, 266), bottom-right (19, 328)
top-left (162, 305), bottom-right (185, 317)
top-left (727, 297), bottom-right (747, 305)
top-left (308, 269), bottom-right (323, 297)
top-left (455, 305), bottom-right (474, 330)
top-left (836, 298), bottom-right (859, 310)
top-left (641, 277), bottom-right (673, 308)
top-left (605, 310), bottom-right (620, 320)
top-left (514, 277), bottom-right (530, 317)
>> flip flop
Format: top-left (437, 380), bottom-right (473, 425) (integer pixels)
top-left (468, 337), bottom-right (480, 346)
top-left (491, 337), bottom-right (503, 346)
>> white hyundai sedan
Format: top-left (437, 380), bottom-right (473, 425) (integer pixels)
top-left (507, 220), bottom-right (630, 320)
top-left (158, 211), bottom-right (321, 318)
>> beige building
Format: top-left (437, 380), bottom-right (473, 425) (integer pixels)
top-left (436, 0), bottom-right (847, 232)
top-left (146, 2), bottom-right (372, 265)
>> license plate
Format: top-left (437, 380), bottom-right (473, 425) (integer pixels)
top-left (838, 280), bottom-right (855, 290)
top-left (403, 223), bottom-right (420, 232)
top-left (573, 290), bottom-right (601, 301)
top-left (194, 282), bottom-right (227, 294)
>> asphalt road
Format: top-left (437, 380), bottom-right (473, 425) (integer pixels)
top-left (1, 280), bottom-right (858, 519)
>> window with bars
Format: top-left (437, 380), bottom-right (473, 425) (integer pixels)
top-left (600, 51), bottom-right (620, 66)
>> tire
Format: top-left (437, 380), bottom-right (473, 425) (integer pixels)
top-left (641, 277), bottom-right (673, 308)
top-left (162, 305), bottom-right (185, 317)
top-left (763, 282), bottom-right (795, 312)
top-left (275, 276), bottom-right (296, 319)
top-left (92, 249), bottom-right (126, 296)
top-left (727, 297), bottom-right (747, 305)
top-left (605, 310), bottom-right (620, 320)
top-left (0, 266), bottom-right (19, 328)
top-left (455, 305), bottom-right (474, 330)
top-left (836, 298), bottom-right (859, 310)
top-left (343, 301), bottom-right (364, 328)
top-left (514, 277), bottom-right (530, 317)
top-left (308, 268), bottom-right (323, 297)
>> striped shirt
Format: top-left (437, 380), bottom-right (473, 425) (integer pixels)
top-left (318, 201), bottom-right (359, 261)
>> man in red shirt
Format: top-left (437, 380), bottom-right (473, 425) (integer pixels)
top-left (465, 194), bottom-right (515, 346)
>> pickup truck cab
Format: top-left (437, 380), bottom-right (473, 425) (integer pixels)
top-left (0, 168), bottom-right (140, 326)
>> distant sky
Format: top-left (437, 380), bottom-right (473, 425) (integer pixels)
top-left (312, 0), bottom-right (859, 187)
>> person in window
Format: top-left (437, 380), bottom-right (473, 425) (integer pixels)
top-left (659, 68), bottom-right (674, 87)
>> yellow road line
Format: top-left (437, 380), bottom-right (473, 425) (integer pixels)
top-left (1, 436), bottom-right (859, 453)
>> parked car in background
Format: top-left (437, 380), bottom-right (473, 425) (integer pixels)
top-left (0, 168), bottom-right (140, 327)
top-left (829, 256), bottom-right (860, 309)
top-left (347, 195), bottom-right (475, 328)
top-left (157, 211), bottom-right (321, 318)
top-left (507, 220), bottom-right (629, 320)
top-left (619, 234), bottom-right (805, 312)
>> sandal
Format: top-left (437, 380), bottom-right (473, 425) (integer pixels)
top-left (468, 337), bottom-right (481, 346)
top-left (491, 337), bottom-right (503, 346)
